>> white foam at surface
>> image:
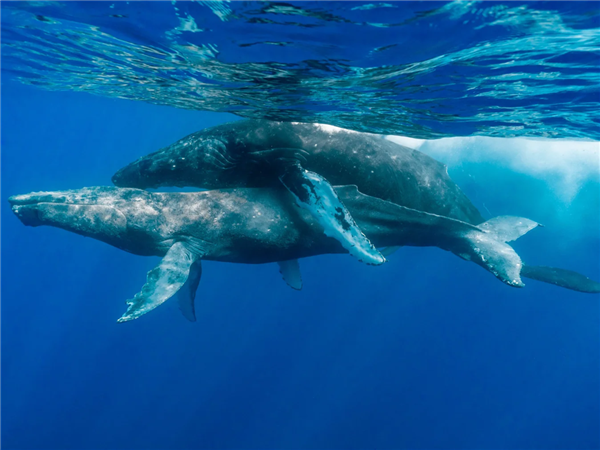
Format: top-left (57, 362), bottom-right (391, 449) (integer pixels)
top-left (387, 135), bottom-right (600, 202)
top-left (315, 123), bottom-right (359, 134)
top-left (386, 135), bottom-right (426, 149)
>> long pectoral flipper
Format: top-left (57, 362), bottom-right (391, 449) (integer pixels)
top-left (247, 148), bottom-right (384, 265)
top-left (118, 242), bottom-right (202, 322)
top-left (278, 162), bottom-right (385, 266)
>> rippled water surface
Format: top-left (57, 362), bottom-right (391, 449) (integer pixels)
top-left (2, 1), bottom-right (599, 139)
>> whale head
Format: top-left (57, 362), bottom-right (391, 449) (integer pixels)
top-left (111, 132), bottom-right (236, 190)
top-left (111, 155), bottom-right (162, 189)
top-left (9, 187), bottom-right (167, 255)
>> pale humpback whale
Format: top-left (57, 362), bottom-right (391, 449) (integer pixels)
top-left (111, 120), bottom-right (483, 265)
top-left (10, 186), bottom-right (599, 323)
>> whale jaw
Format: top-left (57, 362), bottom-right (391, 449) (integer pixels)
top-left (9, 189), bottom-right (129, 243)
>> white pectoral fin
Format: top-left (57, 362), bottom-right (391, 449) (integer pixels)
top-left (278, 259), bottom-right (303, 290)
top-left (118, 242), bottom-right (202, 323)
top-left (279, 167), bottom-right (385, 266)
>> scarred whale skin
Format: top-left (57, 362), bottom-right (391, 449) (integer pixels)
top-left (10, 186), bottom-right (598, 322)
top-left (112, 120), bottom-right (484, 225)
top-left (9, 185), bottom-right (529, 281)
top-left (8, 186), bottom-right (482, 263)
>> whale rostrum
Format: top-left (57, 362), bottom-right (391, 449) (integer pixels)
top-left (10, 185), bottom-right (599, 322)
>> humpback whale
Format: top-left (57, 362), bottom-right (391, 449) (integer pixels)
top-left (112, 120), bottom-right (483, 265)
top-left (10, 186), bottom-right (599, 323)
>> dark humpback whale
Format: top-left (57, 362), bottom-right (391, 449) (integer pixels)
top-left (10, 186), bottom-right (599, 323)
top-left (111, 120), bottom-right (483, 265)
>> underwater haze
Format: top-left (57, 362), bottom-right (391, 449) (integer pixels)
top-left (2, 2), bottom-right (600, 450)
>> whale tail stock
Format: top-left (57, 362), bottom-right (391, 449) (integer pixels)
top-left (331, 185), bottom-right (595, 291)
top-left (377, 212), bottom-right (599, 294)
top-left (462, 216), bottom-right (600, 293)
top-left (117, 238), bottom-right (208, 323)
top-left (452, 216), bottom-right (541, 288)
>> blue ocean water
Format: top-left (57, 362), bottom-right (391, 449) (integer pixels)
top-left (3, 1), bottom-right (599, 139)
top-left (2, 2), bottom-right (599, 450)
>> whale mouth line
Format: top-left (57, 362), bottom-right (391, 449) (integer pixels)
top-left (9, 195), bottom-right (42, 206)
top-left (12, 200), bottom-right (100, 206)
top-left (8, 195), bottom-right (104, 208)
top-left (11, 197), bottom-right (57, 206)
top-left (10, 203), bottom-right (45, 227)
top-left (8, 196), bottom-right (112, 228)
top-left (10, 196), bottom-right (130, 232)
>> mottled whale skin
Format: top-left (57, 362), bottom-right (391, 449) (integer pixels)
top-left (113, 121), bottom-right (599, 296)
top-left (113, 120), bottom-right (483, 224)
top-left (112, 120), bottom-right (484, 264)
top-left (11, 186), bottom-right (547, 322)
top-left (8, 186), bottom-right (500, 264)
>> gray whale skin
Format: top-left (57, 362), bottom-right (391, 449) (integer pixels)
top-left (10, 185), bottom-right (599, 323)
top-left (112, 120), bottom-right (487, 266)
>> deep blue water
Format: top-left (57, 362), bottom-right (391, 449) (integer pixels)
top-left (2, 2), bottom-right (600, 450)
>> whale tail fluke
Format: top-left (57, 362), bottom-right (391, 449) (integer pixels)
top-left (477, 215), bottom-right (542, 243)
top-left (521, 265), bottom-right (600, 294)
top-left (456, 216), bottom-right (542, 288)
top-left (460, 216), bottom-right (600, 294)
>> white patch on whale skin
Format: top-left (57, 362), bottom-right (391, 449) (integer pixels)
top-left (313, 123), bottom-right (359, 135)
top-left (387, 133), bottom-right (599, 203)
top-left (386, 135), bottom-right (426, 149)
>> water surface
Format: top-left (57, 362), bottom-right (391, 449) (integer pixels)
top-left (3, 1), bottom-right (599, 138)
